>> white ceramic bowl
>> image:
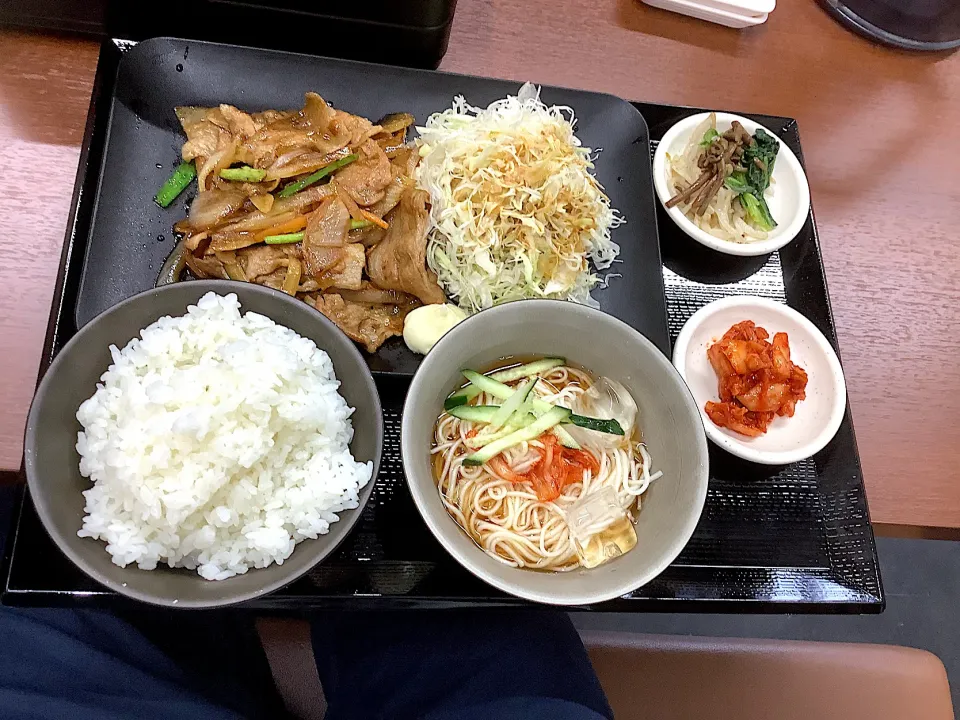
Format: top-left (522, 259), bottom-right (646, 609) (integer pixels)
top-left (402, 300), bottom-right (709, 606)
top-left (652, 112), bottom-right (811, 257)
top-left (672, 296), bottom-right (846, 465)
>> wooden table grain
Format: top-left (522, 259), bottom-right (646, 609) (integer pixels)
top-left (1, 1), bottom-right (958, 531)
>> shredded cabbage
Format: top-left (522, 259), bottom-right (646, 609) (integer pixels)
top-left (415, 83), bottom-right (622, 313)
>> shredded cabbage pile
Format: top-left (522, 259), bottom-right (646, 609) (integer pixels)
top-left (415, 83), bottom-right (622, 313)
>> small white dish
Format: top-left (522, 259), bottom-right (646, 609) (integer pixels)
top-left (652, 112), bottom-right (811, 257)
top-left (673, 296), bottom-right (846, 465)
top-left (643, 0), bottom-right (767, 27)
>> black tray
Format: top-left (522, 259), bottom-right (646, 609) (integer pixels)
top-left (72, 37), bottom-right (668, 376)
top-left (2, 40), bottom-right (883, 612)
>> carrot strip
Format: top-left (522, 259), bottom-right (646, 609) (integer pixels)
top-left (359, 208), bottom-right (389, 230)
top-left (253, 215), bottom-right (308, 242)
top-left (335, 184), bottom-right (367, 223)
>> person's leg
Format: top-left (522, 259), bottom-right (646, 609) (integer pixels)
top-left (1, 491), bottom-right (285, 719)
top-left (0, 607), bottom-right (256, 719)
top-left (311, 609), bottom-right (612, 720)
top-left (0, 486), bottom-right (283, 720)
top-left (113, 607), bottom-right (287, 717)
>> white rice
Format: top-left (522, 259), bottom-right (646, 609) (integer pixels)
top-left (76, 292), bottom-right (373, 581)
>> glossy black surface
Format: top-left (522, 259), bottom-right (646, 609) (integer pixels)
top-left (0, 0), bottom-right (459, 69)
top-left (73, 38), bottom-right (669, 376)
top-left (2, 42), bottom-right (883, 612)
top-left (818, 0), bottom-right (960, 51)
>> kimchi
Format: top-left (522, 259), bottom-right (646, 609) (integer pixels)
top-left (704, 320), bottom-right (808, 437)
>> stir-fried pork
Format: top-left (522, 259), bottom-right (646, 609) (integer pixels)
top-left (317, 244), bottom-right (365, 291)
top-left (313, 293), bottom-right (416, 353)
top-left (367, 189), bottom-right (445, 305)
top-left (168, 93), bottom-right (441, 352)
top-left (335, 140), bottom-right (392, 206)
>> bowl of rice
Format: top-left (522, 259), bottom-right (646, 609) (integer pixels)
top-left (24, 281), bottom-right (382, 608)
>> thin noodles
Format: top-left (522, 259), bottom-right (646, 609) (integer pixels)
top-left (431, 364), bottom-right (662, 571)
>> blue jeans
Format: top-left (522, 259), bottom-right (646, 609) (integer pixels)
top-left (0, 490), bottom-right (611, 719)
top-left (0, 607), bottom-right (611, 719)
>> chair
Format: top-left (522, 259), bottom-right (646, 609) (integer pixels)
top-left (257, 619), bottom-right (955, 720)
top-left (584, 631), bottom-right (954, 720)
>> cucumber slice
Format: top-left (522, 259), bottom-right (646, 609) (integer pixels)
top-left (553, 426), bottom-right (581, 449)
top-left (443, 393), bottom-right (472, 410)
top-left (457, 372), bottom-right (549, 413)
top-left (446, 405), bottom-right (500, 423)
top-left (466, 411), bottom-right (537, 449)
top-left (462, 416), bottom-right (578, 450)
top-left (463, 407), bottom-right (572, 466)
top-left (568, 415), bottom-right (624, 436)
top-left (446, 403), bottom-right (540, 448)
top-left (443, 358), bottom-right (564, 409)
top-left (453, 373), bottom-right (617, 438)
top-left (488, 378), bottom-right (536, 431)
top-left (450, 404), bottom-right (580, 449)
top-left (488, 357), bottom-right (565, 383)
top-left (458, 369), bottom-right (517, 402)
top-left (448, 412), bottom-right (585, 449)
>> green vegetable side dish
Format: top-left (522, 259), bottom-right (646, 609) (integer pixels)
top-left (723, 127), bottom-right (780, 232)
top-left (154, 162), bottom-right (196, 208)
top-left (278, 154), bottom-right (358, 198)
top-left (667, 116), bottom-right (783, 237)
top-left (744, 128), bottom-right (779, 191)
top-left (737, 192), bottom-right (777, 232)
top-left (219, 166), bottom-right (267, 182)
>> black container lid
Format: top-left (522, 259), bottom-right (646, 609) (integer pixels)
top-left (819, 0), bottom-right (960, 51)
top-left (0, 0), bottom-right (459, 68)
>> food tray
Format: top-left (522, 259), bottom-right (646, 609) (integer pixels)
top-left (1, 40), bottom-right (883, 612)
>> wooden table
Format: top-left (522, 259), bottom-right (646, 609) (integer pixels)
top-left (1, 1), bottom-right (958, 532)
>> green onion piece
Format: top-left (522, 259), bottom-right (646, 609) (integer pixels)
top-left (700, 128), bottom-right (720, 146)
top-left (263, 231), bottom-right (305, 245)
top-left (154, 161), bottom-right (196, 208)
top-left (219, 166), bottom-right (267, 182)
top-left (278, 154), bottom-right (358, 198)
top-left (349, 218), bottom-right (373, 230)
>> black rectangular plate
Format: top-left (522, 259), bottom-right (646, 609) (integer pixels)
top-left (73, 37), bottom-right (669, 376)
top-left (2, 40), bottom-right (882, 612)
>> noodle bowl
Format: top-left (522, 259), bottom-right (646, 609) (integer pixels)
top-left (431, 363), bottom-right (662, 571)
